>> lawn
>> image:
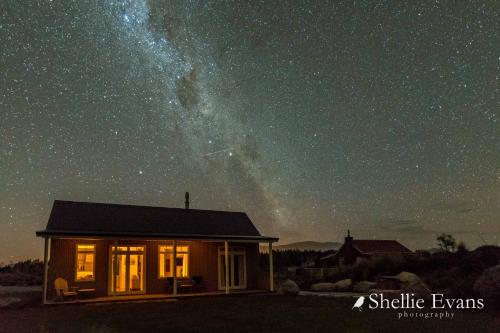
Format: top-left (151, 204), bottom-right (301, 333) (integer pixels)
top-left (0, 294), bottom-right (498, 333)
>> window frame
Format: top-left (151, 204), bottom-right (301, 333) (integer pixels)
top-left (217, 246), bottom-right (247, 290)
top-left (108, 244), bottom-right (146, 295)
top-left (75, 244), bottom-right (96, 282)
top-left (158, 245), bottom-right (190, 279)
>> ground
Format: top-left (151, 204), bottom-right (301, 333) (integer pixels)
top-left (0, 294), bottom-right (498, 333)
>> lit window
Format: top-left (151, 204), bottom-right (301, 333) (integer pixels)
top-left (76, 244), bottom-right (95, 281)
top-left (159, 245), bottom-right (189, 278)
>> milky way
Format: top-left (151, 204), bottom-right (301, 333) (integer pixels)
top-left (1, 1), bottom-right (499, 261)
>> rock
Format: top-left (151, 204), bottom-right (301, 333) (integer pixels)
top-left (279, 279), bottom-right (300, 295)
top-left (396, 272), bottom-right (431, 295)
top-left (333, 278), bottom-right (352, 292)
top-left (309, 279), bottom-right (353, 292)
top-left (0, 297), bottom-right (22, 308)
top-left (353, 281), bottom-right (377, 293)
top-left (296, 268), bottom-right (324, 280)
top-left (473, 265), bottom-right (500, 307)
top-left (310, 282), bottom-right (336, 292)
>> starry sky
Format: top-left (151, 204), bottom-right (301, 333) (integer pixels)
top-left (1, 0), bottom-right (499, 262)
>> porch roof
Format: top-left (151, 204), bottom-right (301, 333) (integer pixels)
top-left (36, 200), bottom-right (278, 242)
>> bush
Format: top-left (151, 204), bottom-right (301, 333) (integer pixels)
top-left (324, 267), bottom-right (349, 282)
top-left (259, 250), bottom-right (323, 270)
top-left (473, 265), bottom-right (500, 309)
top-left (349, 261), bottom-right (370, 281)
top-left (427, 268), bottom-right (454, 290)
top-left (346, 255), bottom-right (408, 282)
top-left (0, 260), bottom-right (43, 286)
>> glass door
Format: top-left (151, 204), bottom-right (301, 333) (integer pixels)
top-left (129, 254), bottom-right (144, 292)
top-left (109, 245), bottom-right (145, 295)
top-left (113, 253), bottom-right (127, 292)
top-left (218, 247), bottom-right (246, 290)
top-left (233, 254), bottom-right (245, 287)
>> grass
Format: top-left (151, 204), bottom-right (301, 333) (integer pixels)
top-left (0, 288), bottom-right (42, 309)
top-left (0, 294), bottom-right (497, 333)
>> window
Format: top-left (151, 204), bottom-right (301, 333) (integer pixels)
top-left (217, 246), bottom-right (246, 290)
top-left (159, 245), bottom-right (189, 278)
top-left (76, 244), bottom-right (95, 281)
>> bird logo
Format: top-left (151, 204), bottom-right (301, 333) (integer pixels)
top-left (352, 296), bottom-right (365, 311)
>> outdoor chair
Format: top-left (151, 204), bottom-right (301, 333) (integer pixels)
top-left (178, 278), bottom-right (194, 293)
top-left (54, 277), bottom-right (78, 301)
top-left (165, 277), bottom-right (203, 294)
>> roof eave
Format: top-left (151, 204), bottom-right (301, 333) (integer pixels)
top-left (36, 229), bottom-right (279, 242)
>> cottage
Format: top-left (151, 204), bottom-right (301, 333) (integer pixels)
top-left (36, 196), bottom-right (278, 303)
top-left (321, 231), bottom-right (412, 266)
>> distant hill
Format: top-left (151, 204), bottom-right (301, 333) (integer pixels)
top-left (260, 241), bottom-right (341, 252)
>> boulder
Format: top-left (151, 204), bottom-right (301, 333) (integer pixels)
top-left (310, 282), bottom-right (336, 292)
top-left (396, 272), bottom-right (431, 295)
top-left (353, 281), bottom-right (377, 293)
top-left (333, 278), bottom-right (352, 292)
top-left (473, 265), bottom-right (500, 307)
top-left (279, 279), bottom-right (300, 295)
top-left (296, 268), bottom-right (324, 279)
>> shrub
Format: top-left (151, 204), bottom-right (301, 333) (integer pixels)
top-left (349, 261), bottom-right (370, 281)
top-left (473, 265), bottom-right (500, 309)
top-left (0, 260), bottom-right (43, 286)
top-left (324, 267), bottom-right (349, 282)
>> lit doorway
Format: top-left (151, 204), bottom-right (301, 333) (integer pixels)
top-left (109, 245), bottom-right (145, 295)
top-left (218, 246), bottom-right (246, 290)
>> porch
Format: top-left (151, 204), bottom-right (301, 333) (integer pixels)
top-left (41, 237), bottom-right (277, 304)
top-left (44, 289), bottom-right (271, 305)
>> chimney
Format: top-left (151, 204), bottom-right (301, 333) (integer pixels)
top-left (343, 230), bottom-right (356, 265)
top-left (345, 229), bottom-right (353, 244)
top-left (184, 192), bottom-right (189, 209)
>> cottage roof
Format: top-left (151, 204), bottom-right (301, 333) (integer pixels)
top-left (320, 239), bottom-right (412, 261)
top-left (351, 240), bottom-right (412, 254)
top-left (36, 200), bottom-right (278, 242)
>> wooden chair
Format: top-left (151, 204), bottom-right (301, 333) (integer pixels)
top-left (54, 277), bottom-right (78, 301)
top-left (178, 278), bottom-right (194, 293)
top-left (165, 277), bottom-right (198, 294)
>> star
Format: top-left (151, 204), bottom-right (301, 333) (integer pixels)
top-left (0, 0), bottom-right (498, 261)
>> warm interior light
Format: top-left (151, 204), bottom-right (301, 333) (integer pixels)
top-left (159, 245), bottom-right (189, 277)
top-left (76, 244), bottom-right (95, 281)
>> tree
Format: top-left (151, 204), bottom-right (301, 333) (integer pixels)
top-left (436, 233), bottom-right (457, 252)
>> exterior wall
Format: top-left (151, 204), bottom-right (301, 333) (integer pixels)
top-left (48, 238), bottom-right (104, 297)
top-left (47, 238), bottom-right (260, 299)
top-left (245, 243), bottom-right (259, 290)
top-left (333, 239), bottom-right (362, 266)
top-left (355, 255), bottom-right (370, 265)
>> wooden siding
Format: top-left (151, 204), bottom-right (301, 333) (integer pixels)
top-left (48, 238), bottom-right (260, 299)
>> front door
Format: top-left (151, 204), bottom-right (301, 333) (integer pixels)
top-left (218, 246), bottom-right (246, 290)
top-left (109, 245), bottom-right (145, 295)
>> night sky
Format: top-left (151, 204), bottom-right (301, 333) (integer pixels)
top-left (1, 1), bottom-right (499, 262)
